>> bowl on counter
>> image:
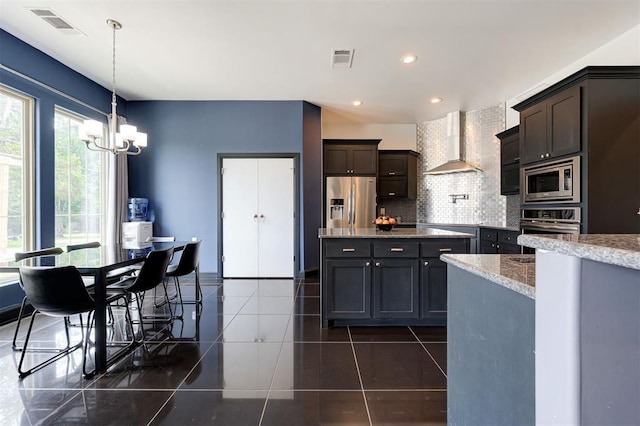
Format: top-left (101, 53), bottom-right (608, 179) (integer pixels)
top-left (376, 223), bottom-right (394, 232)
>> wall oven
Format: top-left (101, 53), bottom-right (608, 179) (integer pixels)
top-left (521, 156), bottom-right (580, 204)
top-left (520, 207), bottom-right (581, 235)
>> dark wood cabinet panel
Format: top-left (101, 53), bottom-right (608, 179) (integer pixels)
top-left (420, 258), bottom-right (447, 320)
top-left (497, 126), bottom-right (520, 195)
top-left (519, 85), bottom-right (581, 165)
top-left (373, 259), bottom-right (420, 319)
top-left (377, 150), bottom-right (418, 199)
top-left (479, 228), bottom-right (521, 254)
top-left (325, 259), bottom-right (371, 319)
top-left (323, 139), bottom-right (379, 175)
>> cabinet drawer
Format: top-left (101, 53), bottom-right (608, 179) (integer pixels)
top-left (420, 239), bottom-right (467, 257)
top-left (479, 229), bottom-right (498, 242)
top-left (498, 230), bottom-right (520, 245)
top-left (325, 240), bottom-right (371, 258)
top-left (373, 241), bottom-right (419, 258)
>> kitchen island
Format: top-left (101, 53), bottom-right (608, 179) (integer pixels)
top-left (519, 234), bottom-right (640, 426)
top-left (440, 253), bottom-right (536, 426)
top-left (319, 227), bottom-right (473, 327)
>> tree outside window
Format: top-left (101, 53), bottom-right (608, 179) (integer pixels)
top-left (54, 109), bottom-right (106, 248)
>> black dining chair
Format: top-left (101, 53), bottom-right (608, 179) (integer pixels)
top-left (66, 241), bottom-right (101, 251)
top-left (108, 247), bottom-right (174, 342)
top-left (165, 240), bottom-right (202, 317)
top-left (12, 247), bottom-right (64, 351)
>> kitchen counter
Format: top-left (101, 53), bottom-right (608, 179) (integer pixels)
top-left (318, 227), bottom-right (475, 239)
top-left (440, 254), bottom-right (535, 299)
top-left (518, 233), bottom-right (640, 270)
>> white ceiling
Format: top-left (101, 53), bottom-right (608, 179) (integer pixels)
top-left (0, 1), bottom-right (638, 124)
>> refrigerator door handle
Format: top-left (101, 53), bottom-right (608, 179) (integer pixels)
top-left (350, 182), bottom-right (356, 226)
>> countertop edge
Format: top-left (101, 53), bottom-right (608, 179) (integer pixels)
top-left (441, 254), bottom-right (536, 300)
top-left (518, 235), bottom-right (640, 270)
top-left (318, 228), bottom-right (475, 239)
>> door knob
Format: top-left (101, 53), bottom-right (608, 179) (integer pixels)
top-left (375, 262), bottom-right (381, 267)
top-left (253, 214), bottom-right (258, 221)
top-left (424, 261), bottom-right (429, 266)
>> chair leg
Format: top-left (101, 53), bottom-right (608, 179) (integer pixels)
top-left (180, 266), bottom-right (203, 305)
top-left (12, 297), bottom-right (28, 351)
top-left (18, 311), bottom-right (84, 379)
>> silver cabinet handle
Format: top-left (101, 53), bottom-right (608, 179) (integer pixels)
top-left (342, 248), bottom-right (356, 252)
top-left (514, 157), bottom-right (520, 162)
top-left (375, 262), bottom-right (381, 267)
top-left (424, 261), bottom-right (429, 266)
top-left (540, 154), bottom-right (544, 159)
top-left (546, 153), bottom-right (550, 157)
top-left (439, 248), bottom-right (452, 252)
top-left (366, 261), bottom-right (371, 266)
top-left (390, 248), bottom-right (404, 252)
top-left (388, 172), bottom-right (396, 175)
top-left (388, 192), bottom-right (396, 196)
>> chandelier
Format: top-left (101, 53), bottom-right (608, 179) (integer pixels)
top-left (80, 19), bottom-right (147, 155)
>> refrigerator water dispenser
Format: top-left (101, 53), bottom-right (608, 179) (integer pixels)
top-left (330, 199), bottom-right (344, 220)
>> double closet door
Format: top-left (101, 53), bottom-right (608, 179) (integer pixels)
top-left (222, 158), bottom-right (294, 278)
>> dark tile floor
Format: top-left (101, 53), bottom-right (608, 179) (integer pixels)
top-left (0, 277), bottom-right (448, 425)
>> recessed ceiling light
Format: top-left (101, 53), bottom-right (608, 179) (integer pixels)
top-left (352, 100), bottom-right (362, 106)
top-left (430, 97), bottom-right (443, 104)
top-left (402, 54), bottom-right (417, 64)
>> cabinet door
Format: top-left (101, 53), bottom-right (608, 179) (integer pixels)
top-left (479, 240), bottom-right (498, 254)
top-left (420, 258), bottom-right (448, 320)
top-left (500, 135), bottom-right (520, 165)
top-left (324, 144), bottom-right (351, 174)
top-left (325, 259), bottom-right (372, 319)
top-left (547, 86), bottom-right (581, 158)
top-left (501, 162), bottom-right (520, 195)
top-left (378, 177), bottom-right (407, 198)
top-left (497, 243), bottom-right (521, 254)
top-left (378, 154), bottom-right (407, 176)
top-left (373, 259), bottom-right (419, 319)
top-left (351, 146), bottom-right (377, 175)
top-left (520, 104), bottom-right (547, 164)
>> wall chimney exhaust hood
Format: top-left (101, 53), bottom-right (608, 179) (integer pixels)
top-left (423, 111), bottom-right (482, 175)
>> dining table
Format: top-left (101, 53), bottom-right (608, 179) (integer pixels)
top-left (1, 241), bottom-right (187, 375)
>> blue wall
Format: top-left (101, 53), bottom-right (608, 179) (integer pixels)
top-left (126, 100), bottom-right (322, 274)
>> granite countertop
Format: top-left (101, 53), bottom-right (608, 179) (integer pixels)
top-left (318, 228), bottom-right (475, 239)
top-left (518, 234), bottom-right (640, 270)
top-left (441, 254), bottom-right (536, 299)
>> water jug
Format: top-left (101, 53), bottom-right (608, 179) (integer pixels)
top-left (128, 198), bottom-right (149, 222)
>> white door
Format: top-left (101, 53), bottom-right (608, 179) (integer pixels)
top-left (222, 157), bottom-right (294, 278)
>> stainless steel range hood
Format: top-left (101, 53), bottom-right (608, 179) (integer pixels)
top-left (423, 111), bottom-right (482, 175)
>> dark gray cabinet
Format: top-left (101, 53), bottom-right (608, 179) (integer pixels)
top-left (322, 236), bottom-right (470, 326)
top-left (372, 240), bottom-right (420, 319)
top-left (497, 126), bottom-right (520, 195)
top-left (519, 85), bottom-right (581, 165)
top-left (479, 228), bottom-right (521, 254)
top-left (378, 150), bottom-right (419, 199)
top-left (323, 139), bottom-right (379, 175)
top-left (420, 239), bottom-right (468, 321)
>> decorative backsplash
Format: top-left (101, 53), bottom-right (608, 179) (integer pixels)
top-left (377, 198), bottom-right (417, 223)
top-left (417, 104), bottom-right (516, 225)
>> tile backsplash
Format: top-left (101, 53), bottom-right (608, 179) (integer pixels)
top-left (417, 104), bottom-right (514, 225)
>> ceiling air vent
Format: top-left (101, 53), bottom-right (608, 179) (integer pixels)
top-left (29, 8), bottom-right (84, 36)
top-left (331, 49), bottom-right (354, 68)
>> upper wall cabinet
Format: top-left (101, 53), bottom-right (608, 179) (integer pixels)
top-left (519, 85), bottom-right (581, 165)
top-left (377, 150), bottom-right (419, 199)
top-left (496, 126), bottom-right (520, 196)
top-left (323, 139), bottom-right (380, 175)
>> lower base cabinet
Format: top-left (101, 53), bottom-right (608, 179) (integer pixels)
top-left (322, 237), bottom-right (469, 326)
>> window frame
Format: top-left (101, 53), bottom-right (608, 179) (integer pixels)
top-left (0, 85), bottom-right (34, 284)
top-left (53, 107), bottom-right (108, 248)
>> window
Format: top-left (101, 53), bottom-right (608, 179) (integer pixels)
top-left (0, 86), bottom-right (34, 283)
top-left (54, 109), bottom-right (106, 248)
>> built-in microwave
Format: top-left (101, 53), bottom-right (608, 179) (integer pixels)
top-left (521, 156), bottom-right (580, 204)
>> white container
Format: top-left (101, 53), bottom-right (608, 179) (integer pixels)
top-left (122, 221), bottom-right (152, 248)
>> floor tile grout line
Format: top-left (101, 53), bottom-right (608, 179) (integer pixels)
top-left (347, 326), bottom-right (373, 426)
top-left (409, 326), bottom-right (448, 379)
top-left (258, 281), bottom-right (299, 425)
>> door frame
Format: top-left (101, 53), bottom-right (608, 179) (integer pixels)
top-left (217, 153), bottom-right (300, 278)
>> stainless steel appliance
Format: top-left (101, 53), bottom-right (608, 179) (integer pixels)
top-left (520, 207), bottom-right (581, 235)
top-left (326, 176), bottom-right (376, 228)
top-left (521, 156), bottom-right (580, 204)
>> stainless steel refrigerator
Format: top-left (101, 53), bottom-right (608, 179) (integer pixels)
top-left (326, 176), bottom-right (377, 228)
